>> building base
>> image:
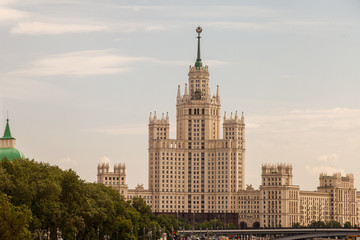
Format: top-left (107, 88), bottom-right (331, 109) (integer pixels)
top-left (154, 212), bottom-right (239, 228)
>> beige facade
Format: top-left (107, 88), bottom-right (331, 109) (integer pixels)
top-left (97, 163), bottom-right (128, 196)
top-left (98, 162), bottom-right (360, 228)
top-left (236, 164), bottom-right (360, 228)
top-left (146, 63), bottom-right (245, 215)
top-left (299, 191), bottom-right (330, 226)
top-left (97, 28), bottom-right (360, 228)
top-left (317, 173), bottom-right (357, 225)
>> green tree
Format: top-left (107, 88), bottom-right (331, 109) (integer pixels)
top-left (344, 221), bottom-right (352, 228)
top-left (0, 159), bottom-right (191, 239)
top-left (114, 216), bottom-right (134, 239)
top-left (0, 194), bottom-right (33, 240)
top-left (325, 220), bottom-right (341, 228)
top-left (308, 221), bottom-right (326, 228)
top-left (293, 222), bottom-right (302, 228)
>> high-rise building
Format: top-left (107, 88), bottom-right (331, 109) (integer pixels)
top-left (97, 27), bottom-right (360, 227)
top-left (146, 26), bottom-right (245, 223)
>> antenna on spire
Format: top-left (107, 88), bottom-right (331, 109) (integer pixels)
top-left (7, 110), bottom-right (9, 120)
top-left (196, 26), bottom-right (202, 38)
top-left (195, 26), bottom-right (203, 69)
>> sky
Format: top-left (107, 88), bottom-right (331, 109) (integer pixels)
top-left (0, 0), bottom-right (359, 191)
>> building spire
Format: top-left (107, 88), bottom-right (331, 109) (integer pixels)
top-left (1, 118), bottom-right (14, 140)
top-left (216, 84), bottom-right (220, 103)
top-left (194, 26), bottom-right (203, 69)
top-left (177, 85), bottom-right (181, 99)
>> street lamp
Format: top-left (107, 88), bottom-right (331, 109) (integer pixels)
top-left (148, 228), bottom-right (152, 240)
top-left (56, 228), bottom-right (63, 240)
top-left (36, 229), bottom-right (48, 240)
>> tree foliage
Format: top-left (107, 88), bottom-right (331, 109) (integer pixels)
top-left (308, 221), bottom-right (326, 228)
top-left (293, 220), bottom-right (349, 229)
top-left (344, 221), bottom-right (352, 228)
top-left (0, 159), bottom-right (183, 239)
top-left (325, 220), bottom-right (342, 228)
top-left (0, 193), bottom-right (33, 240)
top-left (194, 219), bottom-right (235, 230)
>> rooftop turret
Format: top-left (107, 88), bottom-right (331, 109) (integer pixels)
top-left (0, 118), bottom-right (25, 161)
top-left (1, 119), bottom-right (14, 140)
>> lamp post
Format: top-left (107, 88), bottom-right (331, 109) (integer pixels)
top-left (97, 226), bottom-right (100, 240)
top-left (74, 227), bottom-right (77, 240)
top-left (56, 228), bottom-right (63, 240)
top-left (36, 229), bottom-right (48, 240)
top-left (148, 228), bottom-right (152, 240)
top-left (171, 226), bottom-right (174, 240)
top-left (36, 230), bottom-right (41, 240)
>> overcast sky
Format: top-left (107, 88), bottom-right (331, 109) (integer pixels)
top-left (0, 0), bottom-right (359, 191)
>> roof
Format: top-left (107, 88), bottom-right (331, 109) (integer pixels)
top-left (0, 119), bottom-right (15, 140)
top-left (0, 148), bottom-right (25, 161)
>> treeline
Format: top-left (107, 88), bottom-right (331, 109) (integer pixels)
top-left (0, 159), bottom-right (190, 240)
top-left (293, 220), bottom-right (357, 229)
top-left (195, 219), bottom-right (236, 230)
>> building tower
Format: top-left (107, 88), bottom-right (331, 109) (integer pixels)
top-left (148, 26), bottom-right (245, 224)
top-left (318, 173), bottom-right (357, 225)
top-left (0, 118), bottom-right (25, 161)
top-left (260, 164), bottom-right (300, 228)
top-left (97, 162), bottom-right (128, 195)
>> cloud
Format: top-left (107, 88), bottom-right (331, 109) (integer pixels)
top-left (100, 156), bottom-right (111, 164)
top-left (11, 21), bottom-right (108, 35)
top-left (114, 5), bottom-right (275, 19)
top-left (8, 50), bottom-right (150, 77)
top-left (204, 60), bottom-right (228, 66)
top-left (205, 19), bottom-right (330, 34)
top-left (246, 122), bottom-right (260, 129)
top-left (0, 7), bottom-right (27, 23)
top-left (279, 74), bottom-right (313, 80)
top-left (7, 50), bottom-right (208, 77)
top-left (145, 25), bottom-right (166, 32)
top-left (247, 108), bottom-right (360, 133)
top-left (85, 123), bottom-right (147, 136)
top-left (305, 165), bottom-right (345, 177)
top-left (207, 21), bottom-right (265, 31)
top-left (0, 78), bottom-right (64, 100)
top-left (317, 153), bottom-right (338, 163)
top-left (58, 157), bottom-right (78, 168)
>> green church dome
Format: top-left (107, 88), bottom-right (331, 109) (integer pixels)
top-left (0, 118), bottom-right (25, 162)
top-left (0, 148), bottom-right (25, 161)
